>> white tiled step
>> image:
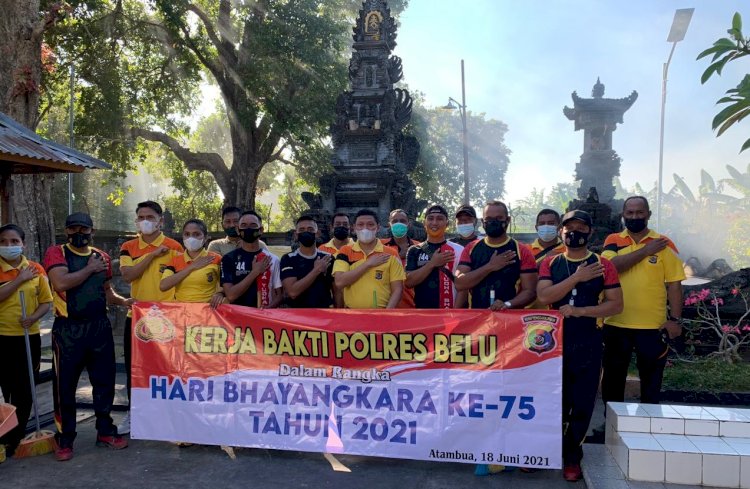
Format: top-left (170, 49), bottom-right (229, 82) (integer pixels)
top-left (605, 402), bottom-right (750, 487)
top-left (607, 402), bottom-right (750, 437)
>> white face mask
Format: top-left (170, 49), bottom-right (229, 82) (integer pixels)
top-left (456, 223), bottom-right (475, 238)
top-left (137, 220), bottom-right (158, 235)
top-left (537, 224), bottom-right (558, 242)
top-left (0, 246), bottom-right (23, 261)
top-left (356, 229), bottom-right (376, 244)
top-left (183, 237), bottom-right (204, 252)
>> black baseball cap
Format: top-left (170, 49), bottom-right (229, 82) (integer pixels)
top-left (561, 210), bottom-right (593, 228)
top-left (425, 204), bottom-right (448, 217)
top-left (455, 204), bottom-right (477, 219)
top-left (65, 212), bottom-right (94, 228)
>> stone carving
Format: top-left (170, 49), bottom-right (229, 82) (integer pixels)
top-left (305, 0), bottom-right (425, 237)
top-left (564, 78), bottom-right (638, 249)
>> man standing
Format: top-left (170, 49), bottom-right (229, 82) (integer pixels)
top-left (530, 209), bottom-right (565, 264)
top-left (333, 209), bottom-right (405, 309)
top-left (536, 210), bottom-right (622, 481)
top-left (44, 213), bottom-right (134, 461)
top-left (221, 210), bottom-right (282, 308)
top-left (118, 201), bottom-right (183, 434)
top-left (601, 196), bottom-right (685, 405)
top-left (207, 206), bottom-right (243, 256)
top-left (280, 215), bottom-right (333, 308)
top-left (455, 201), bottom-right (537, 310)
top-left (319, 213), bottom-right (354, 255)
top-left (382, 209), bottom-right (419, 308)
top-left (450, 204), bottom-right (480, 247)
top-left (405, 204), bottom-right (466, 309)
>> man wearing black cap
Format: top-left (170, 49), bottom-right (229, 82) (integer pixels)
top-left (43, 213), bottom-right (133, 461)
top-left (536, 210), bottom-right (623, 481)
top-left (405, 205), bottom-right (467, 309)
top-left (455, 201), bottom-right (537, 310)
top-left (450, 204), bottom-right (480, 247)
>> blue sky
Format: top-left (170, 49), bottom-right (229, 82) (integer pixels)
top-left (395, 0), bottom-right (749, 204)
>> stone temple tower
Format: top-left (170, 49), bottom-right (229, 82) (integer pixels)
top-left (302, 0), bottom-right (423, 234)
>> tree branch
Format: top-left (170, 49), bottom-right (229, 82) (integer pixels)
top-left (130, 127), bottom-right (231, 193)
top-left (186, 3), bottom-right (238, 66)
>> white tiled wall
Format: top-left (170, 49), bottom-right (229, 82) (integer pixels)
top-left (605, 402), bottom-right (750, 487)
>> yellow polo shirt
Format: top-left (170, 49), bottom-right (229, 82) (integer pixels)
top-left (529, 238), bottom-right (566, 264)
top-left (120, 233), bottom-right (183, 315)
top-left (0, 257), bottom-right (53, 335)
top-left (161, 250), bottom-right (221, 303)
top-left (602, 230), bottom-right (685, 329)
top-left (332, 240), bottom-right (406, 309)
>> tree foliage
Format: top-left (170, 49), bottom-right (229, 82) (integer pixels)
top-left (698, 12), bottom-right (750, 153)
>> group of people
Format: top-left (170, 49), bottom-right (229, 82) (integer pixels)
top-left (0, 196), bottom-right (686, 482)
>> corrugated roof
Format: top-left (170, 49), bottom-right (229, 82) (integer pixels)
top-left (0, 111), bottom-right (111, 171)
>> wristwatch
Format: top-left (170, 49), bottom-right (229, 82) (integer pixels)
top-left (504, 301), bottom-right (512, 309)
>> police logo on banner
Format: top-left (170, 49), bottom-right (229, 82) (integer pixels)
top-left (521, 314), bottom-right (558, 355)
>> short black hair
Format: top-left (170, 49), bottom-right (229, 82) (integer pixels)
top-left (240, 210), bottom-right (263, 223)
top-left (484, 200), bottom-right (509, 215)
top-left (389, 209), bottom-right (408, 220)
top-left (0, 224), bottom-right (25, 242)
top-left (623, 196), bottom-right (650, 211)
top-left (355, 209), bottom-right (379, 225)
top-left (536, 208), bottom-right (560, 224)
top-left (183, 219), bottom-right (208, 236)
top-left (331, 212), bottom-right (349, 224)
top-left (136, 200), bottom-right (163, 216)
top-left (222, 206), bottom-right (242, 217)
top-left (296, 214), bottom-right (317, 225)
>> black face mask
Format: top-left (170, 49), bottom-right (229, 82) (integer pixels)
top-left (623, 218), bottom-right (647, 233)
top-left (224, 227), bottom-right (239, 238)
top-left (564, 230), bottom-right (590, 249)
top-left (68, 232), bottom-right (91, 248)
top-left (297, 231), bottom-right (316, 248)
top-left (333, 226), bottom-right (350, 241)
top-left (484, 220), bottom-right (507, 238)
top-left (239, 228), bottom-right (261, 243)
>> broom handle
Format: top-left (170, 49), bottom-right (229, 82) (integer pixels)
top-left (20, 291), bottom-right (42, 434)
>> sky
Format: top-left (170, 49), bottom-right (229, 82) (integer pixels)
top-left (394, 0), bottom-right (749, 205)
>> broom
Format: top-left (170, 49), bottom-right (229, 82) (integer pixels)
top-left (14, 290), bottom-right (56, 458)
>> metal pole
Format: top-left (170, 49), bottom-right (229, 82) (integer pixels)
top-left (68, 64), bottom-right (75, 215)
top-left (656, 42), bottom-right (676, 232)
top-left (460, 59), bottom-right (469, 205)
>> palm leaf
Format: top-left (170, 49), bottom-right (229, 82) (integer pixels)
top-left (672, 174), bottom-right (696, 203)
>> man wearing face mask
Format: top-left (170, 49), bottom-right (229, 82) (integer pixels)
top-left (208, 206), bottom-right (268, 255)
top-left (280, 215), bottom-right (334, 308)
top-left (333, 209), bottom-right (405, 309)
top-left (319, 213), bottom-right (354, 255)
top-left (43, 213), bottom-right (134, 460)
top-left (601, 196), bottom-right (685, 406)
top-left (118, 201), bottom-right (183, 434)
top-left (455, 201), bottom-right (538, 310)
top-left (536, 210), bottom-right (623, 481)
top-left (530, 209), bottom-right (565, 264)
top-left (450, 204), bottom-right (480, 247)
top-left (405, 205), bottom-right (467, 309)
top-left (221, 210), bottom-right (283, 309)
top-left (382, 209), bottom-right (419, 308)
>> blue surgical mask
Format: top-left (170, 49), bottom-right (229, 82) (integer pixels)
top-left (390, 222), bottom-right (408, 239)
top-left (0, 246), bottom-right (23, 261)
top-left (537, 225), bottom-right (558, 242)
top-left (456, 223), bottom-right (475, 238)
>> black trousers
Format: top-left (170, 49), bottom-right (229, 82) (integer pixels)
top-left (562, 329), bottom-right (603, 465)
top-left (602, 325), bottom-right (668, 405)
top-left (124, 317), bottom-right (132, 406)
top-left (0, 333), bottom-right (41, 450)
top-left (52, 316), bottom-right (117, 447)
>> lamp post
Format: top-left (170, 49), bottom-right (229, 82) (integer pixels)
top-left (442, 59), bottom-right (470, 205)
top-left (656, 8), bottom-right (694, 232)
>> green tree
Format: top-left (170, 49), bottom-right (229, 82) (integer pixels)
top-left (409, 101), bottom-right (510, 211)
top-left (698, 12), bottom-right (750, 152)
